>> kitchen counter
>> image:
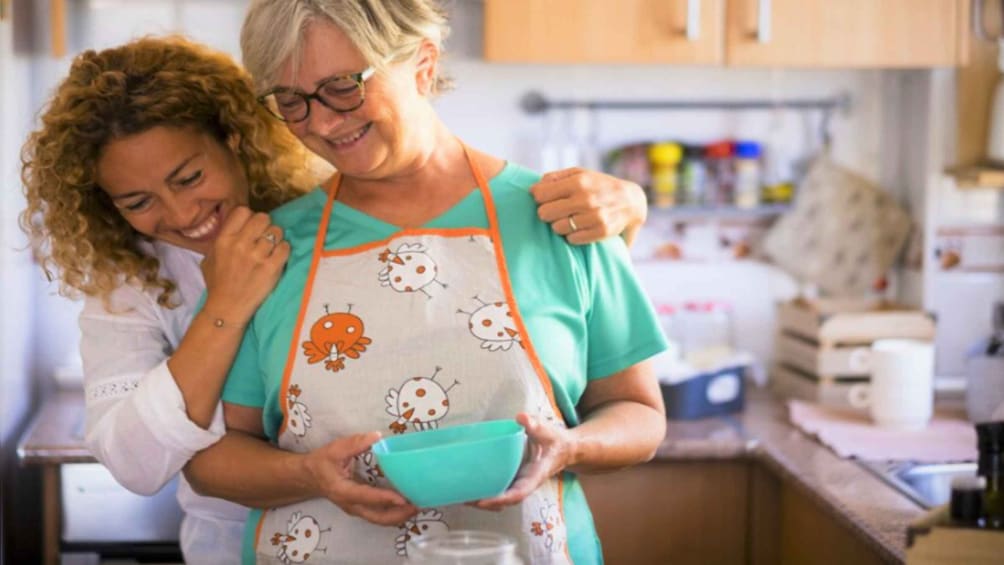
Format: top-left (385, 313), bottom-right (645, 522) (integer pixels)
top-left (22, 388), bottom-right (941, 564)
top-left (654, 386), bottom-right (942, 564)
top-left (17, 389), bottom-right (94, 464)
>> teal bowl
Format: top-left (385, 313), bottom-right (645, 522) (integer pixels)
top-left (372, 419), bottom-right (526, 507)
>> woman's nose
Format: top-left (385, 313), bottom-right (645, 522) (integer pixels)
top-left (304, 100), bottom-right (347, 137)
top-left (162, 196), bottom-right (200, 229)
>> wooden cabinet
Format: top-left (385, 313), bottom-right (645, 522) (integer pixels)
top-left (580, 460), bottom-right (889, 565)
top-left (484, 0), bottom-right (724, 64)
top-left (484, 0), bottom-right (969, 68)
top-left (726, 0), bottom-right (968, 68)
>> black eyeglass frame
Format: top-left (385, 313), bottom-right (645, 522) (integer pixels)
top-left (257, 66), bottom-right (377, 123)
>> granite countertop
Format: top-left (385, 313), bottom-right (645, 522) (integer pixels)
top-left (655, 386), bottom-right (940, 564)
top-left (22, 387), bottom-right (934, 562)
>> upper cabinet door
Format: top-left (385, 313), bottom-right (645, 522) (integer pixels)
top-left (484, 0), bottom-right (724, 64)
top-left (725, 0), bottom-right (969, 68)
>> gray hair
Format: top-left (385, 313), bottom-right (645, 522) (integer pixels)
top-left (241, 0), bottom-right (451, 94)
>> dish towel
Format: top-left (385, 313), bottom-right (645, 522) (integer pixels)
top-left (788, 400), bottom-right (978, 462)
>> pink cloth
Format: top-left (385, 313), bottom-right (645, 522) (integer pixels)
top-left (787, 400), bottom-right (977, 462)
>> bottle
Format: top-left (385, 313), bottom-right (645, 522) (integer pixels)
top-left (647, 142), bottom-right (683, 209)
top-left (950, 476), bottom-right (985, 528)
top-left (679, 144), bottom-right (707, 206)
top-left (407, 530), bottom-right (524, 564)
top-left (704, 141), bottom-right (734, 207)
top-left (733, 141), bottom-right (763, 209)
top-left (976, 421), bottom-right (1004, 529)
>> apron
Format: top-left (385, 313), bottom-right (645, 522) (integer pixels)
top-left (251, 146), bottom-right (573, 565)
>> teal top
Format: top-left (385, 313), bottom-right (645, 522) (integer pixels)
top-left (222, 162), bottom-right (667, 564)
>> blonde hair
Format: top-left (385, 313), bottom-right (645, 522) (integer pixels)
top-left (20, 36), bottom-right (325, 307)
top-left (241, 0), bottom-right (451, 94)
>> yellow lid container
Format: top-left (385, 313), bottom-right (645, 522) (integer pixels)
top-left (648, 142), bottom-right (683, 165)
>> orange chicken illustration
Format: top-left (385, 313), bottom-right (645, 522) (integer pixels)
top-left (301, 304), bottom-right (371, 373)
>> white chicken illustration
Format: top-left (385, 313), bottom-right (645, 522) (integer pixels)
top-left (270, 511), bottom-right (329, 564)
top-left (530, 498), bottom-right (566, 553)
top-left (385, 366), bottom-right (459, 434)
top-left (395, 509), bottom-right (450, 557)
top-left (286, 384), bottom-right (312, 441)
top-left (457, 295), bottom-right (521, 351)
top-left (377, 243), bottom-right (447, 298)
top-left (354, 450), bottom-right (384, 486)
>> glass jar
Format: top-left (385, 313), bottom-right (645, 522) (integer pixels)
top-left (678, 144), bottom-right (707, 206)
top-left (647, 142), bottom-right (683, 209)
top-left (733, 141), bottom-right (762, 209)
top-left (704, 141), bottom-right (734, 207)
top-left (406, 530), bottom-right (524, 565)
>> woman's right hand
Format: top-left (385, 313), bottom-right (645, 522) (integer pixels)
top-left (200, 206), bottom-right (289, 325)
top-left (304, 431), bottom-right (418, 526)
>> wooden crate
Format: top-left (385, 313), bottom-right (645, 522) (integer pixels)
top-left (770, 364), bottom-right (866, 410)
top-left (771, 298), bottom-right (936, 406)
top-left (775, 332), bottom-right (872, 378)
top-left (777, 298), bottom-right (936, 348)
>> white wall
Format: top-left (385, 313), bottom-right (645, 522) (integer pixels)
top-left (0, 0), bottom-right (36, 451)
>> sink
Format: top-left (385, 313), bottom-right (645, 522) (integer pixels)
top-left (859, 461), bottom-right (979, 509)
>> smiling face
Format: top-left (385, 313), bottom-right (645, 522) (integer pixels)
top-left (96, 125), bottom-right (249, 255)
top-left (273, 19), bottom-right (437, 179)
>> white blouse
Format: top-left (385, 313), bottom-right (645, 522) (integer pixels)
top-left (80, 240), bottom-right (246, 564)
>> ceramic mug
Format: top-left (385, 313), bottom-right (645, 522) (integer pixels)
top-left (848, 339), bottom-right (934, 430)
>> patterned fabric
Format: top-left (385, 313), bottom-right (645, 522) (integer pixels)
top-left (763, 156), bottom-right (911, 296)
top-left (223, 160), bottom-right (666, 565)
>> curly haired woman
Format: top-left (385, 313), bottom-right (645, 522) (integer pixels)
top-left (20, 36), bottom-right (649, 564)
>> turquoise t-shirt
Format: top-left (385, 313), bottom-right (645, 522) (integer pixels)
top-left (222, 162), bottom-right (667, 564)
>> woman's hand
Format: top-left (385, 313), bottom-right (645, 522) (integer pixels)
top-left (531, 168), bottom-right (648, 246)
top-left (303, 431), bottom-right (418, 526)
top-left (200, 206), bottom-right (290, 325)
top-left (472, 413), bottom-right (576, 511)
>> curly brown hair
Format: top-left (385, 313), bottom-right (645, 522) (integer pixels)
top-left (20, 36), bottom-right (326, 308)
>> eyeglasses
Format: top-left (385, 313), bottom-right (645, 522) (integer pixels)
top-left (258, 66), bottom-right (376, 123)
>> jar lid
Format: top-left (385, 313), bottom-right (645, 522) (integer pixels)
top-left (705, 141), bottom-right (733, 158)
top-left (734, 141), bottom-right (762, 159)
top-left (648, 142), bottom-right (683, 164)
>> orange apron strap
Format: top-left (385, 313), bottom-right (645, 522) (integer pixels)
top-left (276, 175), bottom-right (342, 436)
top-left (459, 144), bottom-right (565, 423)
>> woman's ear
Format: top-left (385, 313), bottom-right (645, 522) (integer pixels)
top-left (413, 39), bottom-right (440, 96)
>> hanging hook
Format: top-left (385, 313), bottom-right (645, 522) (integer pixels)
top-left (973, 0), bottom-right (1004, 43)
top-left (819, 108), bottom-right (834, 152)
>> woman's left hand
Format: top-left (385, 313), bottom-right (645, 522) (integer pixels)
top-left (531, 168), bottom-right (648, 246)
top-left (472, 412), bottom-right (576, 511)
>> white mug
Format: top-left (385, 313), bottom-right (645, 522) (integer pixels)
top-left (848, 339), bottom-right (934, 430)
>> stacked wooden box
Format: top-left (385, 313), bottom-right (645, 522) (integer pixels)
top-left (771, 298), bottom-right (936, 408)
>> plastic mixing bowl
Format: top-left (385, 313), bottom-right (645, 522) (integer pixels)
top-left (372, 419), bottom-right (526, 507)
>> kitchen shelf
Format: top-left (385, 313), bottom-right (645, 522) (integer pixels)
top-left (649, 204), bottom-right (792, 221)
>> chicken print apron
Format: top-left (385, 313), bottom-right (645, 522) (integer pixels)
top-left (252, 146), bottom-right (572, 565)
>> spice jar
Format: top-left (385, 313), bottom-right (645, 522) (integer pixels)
top-left (648, 142), bottom-right (683, 208)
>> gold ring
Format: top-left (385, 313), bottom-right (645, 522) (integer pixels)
top-left (568, 215), bottom-right (579, 232)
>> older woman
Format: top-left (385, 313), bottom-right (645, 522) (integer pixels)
top-left (21, 35), bottom-right (648, 565)
top-left (187, 1), bottom-right (668, 563)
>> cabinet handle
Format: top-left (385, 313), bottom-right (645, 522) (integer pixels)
top-left (685, 0), bottom-right (701, 41)
top-left (751, 0), bottom-right (772, 44)
top-left (972, 0), bottom-right (1004, 43)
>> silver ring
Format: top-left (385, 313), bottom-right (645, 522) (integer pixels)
top-left (567, 215), bottom-right (579, 232)
top-left (262, 232), bottom-right (278, 246)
